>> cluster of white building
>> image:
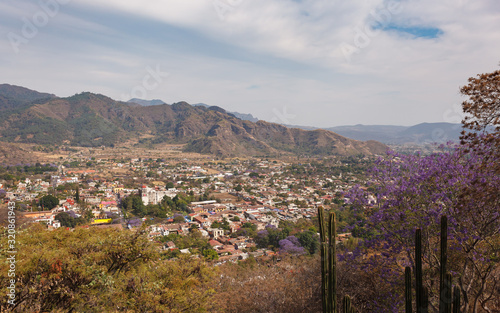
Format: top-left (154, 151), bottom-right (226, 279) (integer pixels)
top-left (140, 185), bottom-right (178, 205)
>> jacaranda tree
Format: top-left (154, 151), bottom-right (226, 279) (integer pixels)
top-left (345, 144), bottom-right (499, 313)
top-left (343, 66), bottom-right (500, 313)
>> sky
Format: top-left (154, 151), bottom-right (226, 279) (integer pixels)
top-left (1, 0), bottom-right (499, 128)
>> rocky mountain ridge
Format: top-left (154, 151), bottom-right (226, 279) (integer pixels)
top-left (0, 84), bottom-right (387, 157)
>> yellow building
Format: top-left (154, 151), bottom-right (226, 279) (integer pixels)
top-left (91, 218), bottom-right (112, 225)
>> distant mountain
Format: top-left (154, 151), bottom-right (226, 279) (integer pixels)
top-left (0, 84), bottom-right (56, 112)
top-left (282, 124), bottom-right (318, 131)
top-left (0, 85), bottom-right (387, 157)
top-left (128, 98), bottom-right (166, 106)
top-left (193, 103), bottom-right (209, 108)
top-left (194, 103), bottom-right (259, 122)
top-left (184, 120), bottom-right (388, 156)
top-left (325, 125), bottom-right (408, 143)
top-left (229, 112), bottom-right (259, 123)
top-left (0, 84), bottom-right (55, 104)
top-left (326, 123), bottom-right (462, 144)
top-left (129, 101), bottom-right (257, 122)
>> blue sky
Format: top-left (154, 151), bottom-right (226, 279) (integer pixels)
top-left (1, 0), bottom-right (499, 127)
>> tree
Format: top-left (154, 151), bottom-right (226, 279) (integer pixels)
top-left (189, 223), bottom-right (200, 232)
top-left (55, 212), bottom-right (77, 228)
top-left (202, 248), bottom-right (219, 261)
top-left (0, 224), bottom-right (216, 312)
top-left (241, 222), bottom-right (257, 231)
top-left (297, 230), bottom-right (319, 255)
top-left (255, 225), bottom-right (289, 250)
top-left (234, 222), bottom-right (257, 238)
top-left (172, 194), bottom-right (192, 213)
top-left (455, 68), bottom-right (500, 313)
top-left (40, 194), bottom-right (59, 210)
top-left (75, 186), bottom-right (80, 202)
top-left (79, 203), bottom-right (94, 221)
top-left (131, 195), bottom-right (146, 216)
top-left (173, 214), bottom-right (185, 223)
top-left (460, 68), bottom-right (500, 163)
top-left (346, 145), bottom-right (500, 312)
top-left (279, 236), bottom-right (306, 256)
top-left (166, 181), bottom-right (175, 189)
top-left (230, 216), bottom-right (240, 222)
top-left (212, 218), bottom-right (230, 231)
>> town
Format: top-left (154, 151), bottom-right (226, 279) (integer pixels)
top-left (0, 145), bottom-right (372, 263)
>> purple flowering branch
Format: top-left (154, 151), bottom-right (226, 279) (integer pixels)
top-left (344, 143), bottom-right (500, 312)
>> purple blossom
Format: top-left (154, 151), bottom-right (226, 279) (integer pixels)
top-left (257, 230), bottom-right (268, 237)
top-left (344, 143), bottom-right (500, 310)
top-left (279, 236), bottom-right (306, 256)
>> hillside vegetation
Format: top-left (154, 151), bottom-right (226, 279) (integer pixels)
top-left (0, 224), bottom-right (216, 312)
top-left (0, 84), bottom-right (387, 157)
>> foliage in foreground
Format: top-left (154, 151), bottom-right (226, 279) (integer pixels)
top-left (211, 252), bottom-right (398, 313)
top-left (212, 256), bottom-right (323, 313)
top-left (0, 224), bottom-right (215, 312)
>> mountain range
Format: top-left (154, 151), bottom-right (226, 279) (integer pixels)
top-left (128, 99), bottom-right (260, 123)
top-left (127, 97), bottom-right (463, 145)
top-left (192, 103), bottom-right (259, 123)
top-left (0, 84), bottom-right (387, 157)
top-left (324, 123), bottom-right (463, 145)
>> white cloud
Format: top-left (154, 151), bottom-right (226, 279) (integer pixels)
top-left (71, 0), bottom-right (499, 73)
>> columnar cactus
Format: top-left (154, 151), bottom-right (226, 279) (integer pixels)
top-left (408, 216), bottom-right (459, 313)
top-left (444, 273), bottom-right (453, 313)
top-left (415, 228), bottom-right (424, 312)
top-left (318, 207), bottom-right (328, 312)
top-left (452, 286), bottom-right (460, 313)
top-left (318, 207), bottom-right (349, 313)
top-left (439, 216), bottom-right (448, 313)
top-left (405, 267), bottom-right (412, 313)
top-left (328, 211), bottom-right (337, 313)
top-left (321, 243), bottom-right (328, 312)
top-left (342, 295), bottom-right (355, 313)
top-left (422, 287), bottom-right (429, 313)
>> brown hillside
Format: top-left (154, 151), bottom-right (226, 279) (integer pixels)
top-left (0, 85), bottom-right (388, 157)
